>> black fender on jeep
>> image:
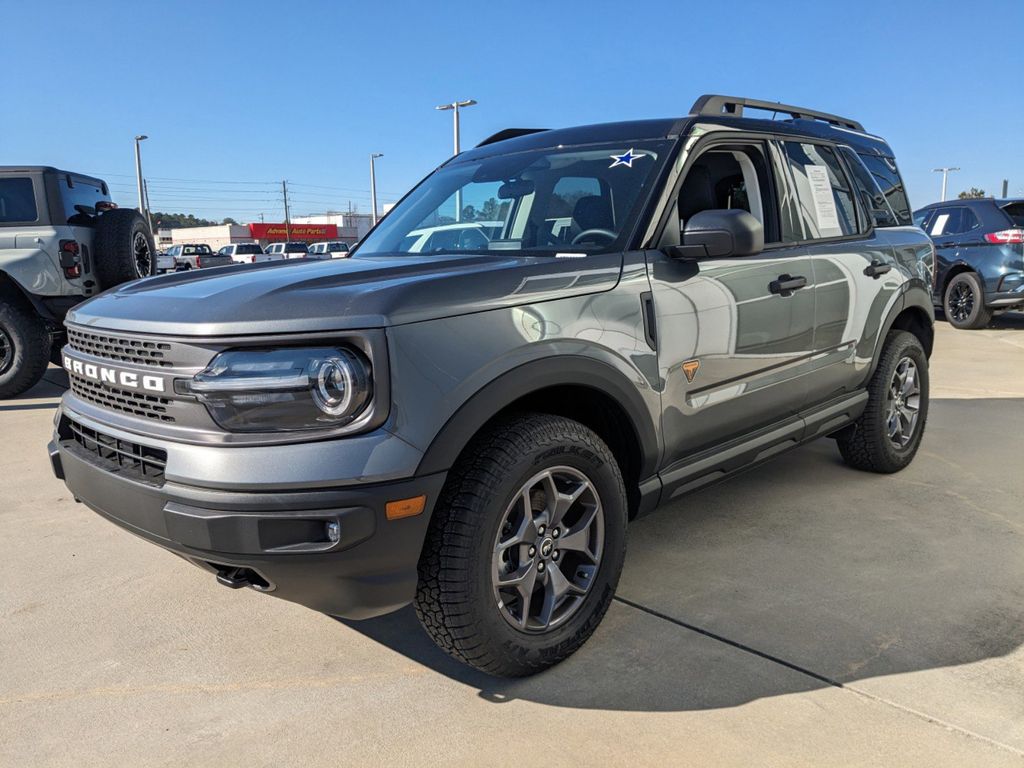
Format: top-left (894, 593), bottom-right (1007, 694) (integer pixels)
top-left (416, 355), bottom-right (663, 517)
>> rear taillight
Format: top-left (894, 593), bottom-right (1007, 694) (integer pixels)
top-left (196, 256), bottom-right (203, 268)
top-left (250, 255), bottom-right (257, 263)
top-left (984, 228), bottom-right (1024, 244)
top-left (59, 239), bottom-right (81, 278)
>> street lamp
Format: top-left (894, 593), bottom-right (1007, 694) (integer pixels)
top-left (369, 153), bottom-right (384, 226)
top-left (133, 135), bottom-right (149, 215)
top-left (436, 99), bottom-right (477, 221)
top-left (933, 166), bottom-right (960, 202)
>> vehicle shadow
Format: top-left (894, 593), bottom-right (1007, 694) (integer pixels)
top-left (1, 367), bottom-right (68, 407)
top-left (340, 396), bottom-right (1024, 715)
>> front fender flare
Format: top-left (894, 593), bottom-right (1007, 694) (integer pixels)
top-left (415, 355), bottom-right (660, 480)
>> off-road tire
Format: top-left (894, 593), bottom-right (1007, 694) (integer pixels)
top-left (943, 272), bottom-right (992, 330)
top-left (837, 330), bottom-right (928, 473)
top-left (415, 413), bottom-right (628, 677)
top-left (0, 301), bottom-right (50, 399)
top-left (93, 209), bottom-right (155, 288)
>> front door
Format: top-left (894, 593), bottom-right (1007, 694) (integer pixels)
top-left (647, 137), bottom-right (815, 469)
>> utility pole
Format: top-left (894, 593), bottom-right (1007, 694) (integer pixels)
top-left (1002, 179), bottom-right (1009, 198)
top-left (435, 99), bottom-right (477, 221)
top-left (933, 167), bottom-right (959, 202)
top-left (369, 153), bottom-right (383, 226)
top-left (143, 179), bottom-right (154, 233)
top-left (282, 180), bottom-right (291, 240)
top-left (133, 135), bottom-right (149, 216)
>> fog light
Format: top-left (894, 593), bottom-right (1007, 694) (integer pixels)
top-left (325, 521), bottom-right (341, 543)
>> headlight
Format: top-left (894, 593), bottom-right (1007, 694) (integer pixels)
top-left (179, 347), bottom-right (372, 432)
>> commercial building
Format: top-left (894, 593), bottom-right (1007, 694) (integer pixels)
top-left (164, 222), bottom-right (342, 250)
top-left (290, 212), bottom-right (373, 242)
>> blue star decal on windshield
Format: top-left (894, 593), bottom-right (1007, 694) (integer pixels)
top-left (609, 148), bottom-right (642, 168)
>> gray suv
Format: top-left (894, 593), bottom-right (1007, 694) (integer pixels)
top-left (48, 96), bottom-right (936, 676)
top-left (0, 167), bottom-right (154, 398)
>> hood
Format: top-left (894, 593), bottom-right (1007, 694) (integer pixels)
top-left (67, 252), bottom-right (623, 336)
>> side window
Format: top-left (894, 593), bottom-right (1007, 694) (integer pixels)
top-left (782, 142), bottom-right (857, 240)
top-left (668, 142), bottom-right (779, 245)
top-left (837, 146), bottom-right (898, 230)
top-left (0, 178), bottom-right (38, 223)
top-left (913, 209), bottom-right (931, 229)
top-left (929, 208), bottom-right (962, 237)
top-left (857, 154), bottom-right (911, 225)
top-left (961, 208), bottom-right (980, 233)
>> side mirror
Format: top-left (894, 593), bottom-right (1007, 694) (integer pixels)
top-left (666, 209), bottom-right (764, 259)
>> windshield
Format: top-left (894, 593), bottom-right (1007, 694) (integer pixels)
top-left (357, 140), bottom-right (670, 256)
top-left (285, 242), bottom-right (308, 252)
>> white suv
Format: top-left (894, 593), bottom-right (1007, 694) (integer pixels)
top-left (217, 243), bottom-right (280, 264)
top-left (308, 241), bottom-right (351, 259)
top-left (264, 241), bottom-right (310, 260)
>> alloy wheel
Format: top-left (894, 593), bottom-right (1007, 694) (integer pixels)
top-left (133, 231), bottom-right (152, 278)
top-left (948, 281), bottom-right (974, 323)
top-left (492, 466), bottom-right (604, 633)
top-left (886, 356), bottom-right (921, 448)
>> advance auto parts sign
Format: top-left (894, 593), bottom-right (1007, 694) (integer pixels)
top-left (249, 223), bottom-right (338, 240)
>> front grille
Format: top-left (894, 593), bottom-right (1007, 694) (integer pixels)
top-left (67, 328), bottom-right (176, 367)
top-left (63, 417), bottom-right (167, 486)
top-left (69, 375), bottom-right (177, 423)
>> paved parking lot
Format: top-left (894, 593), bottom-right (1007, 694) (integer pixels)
top-left (2, 318), bottom-right (1023, 767)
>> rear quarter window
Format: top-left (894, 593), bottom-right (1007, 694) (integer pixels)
top-left (0, 178), bottom-right (38, 223)
top-left (62, 176), bottom-right (111, 227)
top-left (857, 154), bottom-right (911, 225)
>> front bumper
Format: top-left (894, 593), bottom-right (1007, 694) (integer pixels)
top-left (49, 408), bottom-right (446, 620)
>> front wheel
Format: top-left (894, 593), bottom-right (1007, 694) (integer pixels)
top-left (416, 413), bottom-right (627, 677)
top-left (837, 330), bottom-right (929, 473)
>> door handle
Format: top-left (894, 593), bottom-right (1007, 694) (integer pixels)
top-left (863, 260), bottom-right (892, 279)
top-left (769, 274), bottom-right (807, 297)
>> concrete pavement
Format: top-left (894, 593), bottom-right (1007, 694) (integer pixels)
top-left (2, 318), bottom-right (1023, 767)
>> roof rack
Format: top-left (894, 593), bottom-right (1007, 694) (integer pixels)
top-left (689, 94), bottom-right (864, 132)
top-left (475, 128), bottom-right (548, 148)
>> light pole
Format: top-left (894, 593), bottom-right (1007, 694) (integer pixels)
top-left (369, 153), bottom-right (383, 226)
top-left (436, 99), bottom-right (476, 221)
top-left (933, 166), bottom-right (959, 202)
top-left (133, 135), bottom-right (148, 215)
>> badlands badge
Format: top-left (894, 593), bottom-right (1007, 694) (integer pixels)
top-left (681, 359), bottom-right (701, 383)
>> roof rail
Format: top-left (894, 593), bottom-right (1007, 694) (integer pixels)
top-left (689, 94), bottom-right (864, 132)
top-left (475, 128), bottom-right (548, 148)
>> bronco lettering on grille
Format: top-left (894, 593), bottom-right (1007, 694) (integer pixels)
top-left (63, 355), bottom-right (167, 393)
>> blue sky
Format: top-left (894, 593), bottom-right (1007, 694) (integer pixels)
top-left (5, 0), bottom-right (1022, 221)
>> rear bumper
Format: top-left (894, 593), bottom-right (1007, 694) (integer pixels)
top-left (988, 273), bottom-right (1024, 307)
top-left (49, 414), bottom-right (446, 620)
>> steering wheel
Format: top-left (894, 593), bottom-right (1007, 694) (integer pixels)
top-left (571, 228), bottom-right (616, 246)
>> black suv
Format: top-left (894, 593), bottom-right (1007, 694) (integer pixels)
top-left (914, 198), bottom-right (1024, 329)
top-left (49, 96), bottom-right (935, 676)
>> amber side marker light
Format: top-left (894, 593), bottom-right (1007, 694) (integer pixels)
top-left (386, 495), bottom-right (427, 520)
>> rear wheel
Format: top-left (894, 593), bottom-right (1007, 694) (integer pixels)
top-left (415, 413), bottom-right (627, 676)
top-left (0, 301), bottom-right (50, 399)
top-left (837, 330), bottom-right (928, 473)
top-left (943, 272), bottom-right (992, 330)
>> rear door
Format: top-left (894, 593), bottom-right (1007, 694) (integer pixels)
top-left (926, 206), bottom-right (970, 285)
top-left (1, 174), bottom-right (67, 296)
top-left (777, 139), bottom-right (899, 407)
top-left (648, 135), bottom-right (815, 467)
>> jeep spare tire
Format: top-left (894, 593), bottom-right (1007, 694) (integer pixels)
top-left (93, 209), bottom-right (156, 288)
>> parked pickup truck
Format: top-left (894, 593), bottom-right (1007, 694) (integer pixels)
top-left (168, 243), bottom-right (233, 270)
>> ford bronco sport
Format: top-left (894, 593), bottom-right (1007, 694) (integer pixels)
top-left (48, 96), bottom-right (935, 676)
top-left (0, 167), bottom-right (155, 397)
